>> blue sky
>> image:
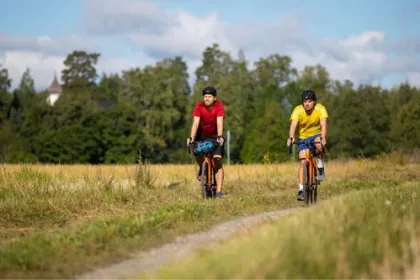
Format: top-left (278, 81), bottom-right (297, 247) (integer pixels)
top-left (1, 0), bottom-right (417, 39)
top-left (0, 0), bottom-right (83, 35)
top-left (0, 0), bottom-right (419, 89)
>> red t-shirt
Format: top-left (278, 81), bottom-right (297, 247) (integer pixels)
top-left (192, 100), bottom-right (225, 138)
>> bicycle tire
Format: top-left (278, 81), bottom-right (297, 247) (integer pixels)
top-left (313, 166), bottom-right (318, 204)
top-left (201, 161), bottom-right (208, 199)
top-left (303, 161), bottom-right (311, 206)
top-left (210, 166), bottom-right (217, 198)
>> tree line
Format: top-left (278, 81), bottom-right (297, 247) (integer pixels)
top-left (0, 44), bottom-right (419, 164)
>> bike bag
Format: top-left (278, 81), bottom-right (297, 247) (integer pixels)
top-left (193, 140), bottom-right (218, 156)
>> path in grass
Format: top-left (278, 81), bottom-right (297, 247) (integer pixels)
top-left (77, 207), bottom-right (299, 279)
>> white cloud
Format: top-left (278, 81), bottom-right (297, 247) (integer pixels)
top-left (96, 57), bottom-right (145, 76)
top-left (0, 32), bottom-right (102, 90)
top-left (0, 33), bottom-right (97, 56)
top-left (341, 30), bottom-right (385, 49)
top-left (83, 0), bottom-right (418, 87)
top-left (407, 72), bottom-right (420, 87)
top-left (224, 14), bottom-right (310, 55)
top-left (126, 11), bottom-right (226, 60)
top-left (1, 51), bottom-right (65, 90)
top-left (1, 0), bottom-right (419, 90)
top-left (313, 31), bottom-right (388, 83)
top-left (84, 0), bottom-right (308, 60)
top-left (85, 0), bottom-right (175, 36)
top-left (0, 51), bottom-right (142, 90)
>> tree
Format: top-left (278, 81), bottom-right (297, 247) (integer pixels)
top-left (94, 73), bottom-right (122, 102)
top-left (8, 68), bottom-right (37, 133)
top-left (18, 68), bottom-right (35, 95)
top-left (0, 64), bottom-right (12, 120)
top-left (252, 54), bottom-right (297, 90)
top-left (194, 43), bottom-right (234, 99)
top-left (328, 85), bottom-right (391, 158)
top-left (0, 45), bottom-right (419, 164)
top-left (0, 64), bottom-right (11, 92)
top-left (117, 57), bottom-right (191, 162)
top-left (390, 95), bottom-right (420, 151)
top-left (219, 56), bottom-right (254, 162)
top-left (241, 87), bottom-right (289, 163)
top-left (61, 50), bottom-right (100, 91)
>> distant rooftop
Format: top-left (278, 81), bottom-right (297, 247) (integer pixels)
top-left (97, 100), bottom-right (117, 109)
top-left (48, 71), bottom-right (62, 94)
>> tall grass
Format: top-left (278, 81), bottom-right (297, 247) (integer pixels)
top-left (0, 154), bottom-right (419, 278)
top-left (147, 181), bottom-right (420, 279)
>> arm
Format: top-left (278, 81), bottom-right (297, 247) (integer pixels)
top-left (288, 106), bottom-right (299, 145)
top-left (289, 120), bottom-right (298, 140)
top-left (217, 116), bottom-right (224, 137)
top-left (287, 120), bottom-right (298, 146)
top-left (190, 116), bottom-right (200, 141)
top-left (320, 118), bottom-right (327, 144)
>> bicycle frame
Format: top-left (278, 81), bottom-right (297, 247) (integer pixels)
top-left (289, 139), bottom-right (325, 205)
top-left (201, 151), bottom-right (217, 199)
top-left (189, 140), bottom-right (219, 199)
top-left (302, 148), bottom-right (317, 186)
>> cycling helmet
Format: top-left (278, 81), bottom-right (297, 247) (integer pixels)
top-left (202, 86), bottom-right (217, 97)
top-left (301, 90), bottom-right (317, 102)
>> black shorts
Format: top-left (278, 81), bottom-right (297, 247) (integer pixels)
top-left (195, 136), bottom-right (224, 158)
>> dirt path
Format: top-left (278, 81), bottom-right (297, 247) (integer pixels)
top-left (77, 207), bottom-right (299, 279)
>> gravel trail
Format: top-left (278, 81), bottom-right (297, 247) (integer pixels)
top-left (77, 207), bottom-right (299, 279)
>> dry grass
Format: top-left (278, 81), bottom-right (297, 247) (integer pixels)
top-left (146, 181), bottom-right (420, 279)
top-left (0, 154), bottom-right (419, 278)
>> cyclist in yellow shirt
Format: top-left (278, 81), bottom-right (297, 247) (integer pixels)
top-left (286, 90), bottom-right (328, 201)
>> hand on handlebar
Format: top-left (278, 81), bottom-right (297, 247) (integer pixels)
top-left (320, 137), bottom-right (327, 147)
top-left (217, 136), bottom-right (225, 145)
top-left (286, 137), bottom-right (294, 147)
top-left (186, 137), bottom-right (193, 147)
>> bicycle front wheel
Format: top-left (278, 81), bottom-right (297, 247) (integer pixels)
top-left (200, 161), bottom-right (208, 199)
top-left (303, 161), bottom-right (311, 206)
top-left (313, 167), bottom-right (318, 203)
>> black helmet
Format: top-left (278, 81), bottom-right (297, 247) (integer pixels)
top-left (301, 90), bottom-right (317, 102)
top-left (202, 86), bottom-right (217, 97)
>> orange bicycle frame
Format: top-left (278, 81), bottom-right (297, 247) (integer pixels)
top-left (204, 154), bottom-right (215, 185)
top-left (302, 148), bottom-right (317, 184)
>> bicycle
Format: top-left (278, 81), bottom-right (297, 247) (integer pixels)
top-left (188, 139), bottom-right (220, 199)
top-left (289, 138), bottom-right (325, 206)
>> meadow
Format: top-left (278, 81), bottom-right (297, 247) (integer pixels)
top-left (0, 152), bottom-right (419, 278)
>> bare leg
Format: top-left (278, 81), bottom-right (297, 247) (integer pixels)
top-left (313, 136), bottom-right (325, 179)
top-left (314, 136), bottom-right (324, 161)
top-left (195, 155), bottom-right (204, 181)
top-left (296, 151), bottom-right (307, 200)
top-left (298, 159), bottom-right (305, 185)
top-left (298, 150), bottom-right (308, 186)
top-left (213, 156), bottom-right (223, 192)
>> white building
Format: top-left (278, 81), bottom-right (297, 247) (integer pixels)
top-left (47, 72), bottom-right (62, 105)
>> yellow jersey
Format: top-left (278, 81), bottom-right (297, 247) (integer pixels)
top-left (290, 103), bottom-right (328, 139)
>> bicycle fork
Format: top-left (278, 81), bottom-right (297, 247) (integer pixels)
top-left (204, 156), bottom-right (217, 194)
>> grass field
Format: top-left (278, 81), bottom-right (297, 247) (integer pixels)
top-left (0, 152), bottom-right (419, 278)
top-left (146, 181), bottom-right (420, 279)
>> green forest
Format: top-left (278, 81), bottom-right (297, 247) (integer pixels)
top-left (0, 43), bottom-right (419, 164)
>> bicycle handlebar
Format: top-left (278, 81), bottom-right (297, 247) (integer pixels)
top-left (288, 140), bottom-right (325, 154)
top-left (187, 139), bottom-right (220, 155)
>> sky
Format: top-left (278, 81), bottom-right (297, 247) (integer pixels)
top-left (0, 0), bottom-right (419, 90)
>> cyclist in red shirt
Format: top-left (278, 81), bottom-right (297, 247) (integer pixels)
top-left (187, 86), bottom-right (225, 198)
